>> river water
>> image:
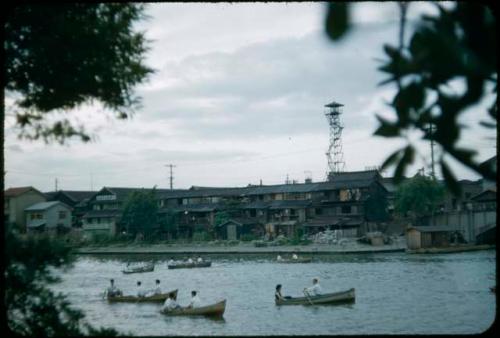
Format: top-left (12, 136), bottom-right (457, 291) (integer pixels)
top-left (51, 250), bottom-right (496, 335)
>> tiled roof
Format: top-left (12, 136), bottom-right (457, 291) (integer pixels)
top-left (82, 209), bottom-right (122, 218)
top-left (5, 186), bottom-right (44, 198)
top-left (25, 201), bottom-right (67, 211)
top-left (407, 225), bottom-right (458, 232)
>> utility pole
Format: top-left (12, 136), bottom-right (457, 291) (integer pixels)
top-left (429, 122), bottom-right (436, 179)
top-left (90, 172), bottom-right (94, 191)
top-left (165, 164), bottom-right (176, 190)
top-left (55, 178), bottom-right (58, 191)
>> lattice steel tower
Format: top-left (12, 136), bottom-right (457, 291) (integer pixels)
top-left (324, 100), bottom-right (345, 179)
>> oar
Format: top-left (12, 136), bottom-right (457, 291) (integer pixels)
top-left (303, 289), bottom-right (314, 305)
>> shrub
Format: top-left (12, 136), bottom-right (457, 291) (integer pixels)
top-left (240, 233), bottom-right (257, 242)
top-left (192, 231), bottom-right (210, 242)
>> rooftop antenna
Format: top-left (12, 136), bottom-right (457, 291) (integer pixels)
top-left (324, 100), bottom-right (345, 180)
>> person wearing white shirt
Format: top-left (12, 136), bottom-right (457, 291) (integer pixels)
top-left (105, 279), bottom-right (122, 297)
top-left (162, 292), bottom-right (180, 311)
top-left (277, 255), bottom-right (283, 261)
top-left (197, 256), bottom-right (203, 263)
top-left (136, 281), bottom-right (147, 297)
top-left (187, 258), bottom-right (194, 264)
top-left (292, 253), bottom-right (298, 260)
top-left (304, 278), bottom-right (322, 296)
top-left (152, 279), bottom-right (161, 295)
top-left (187, 290), bottom-right (201, 308)
top-left (167, 257), bottom-right (175, 265)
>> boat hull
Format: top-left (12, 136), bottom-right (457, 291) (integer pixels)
top-left (161, 300), bottom-right (226, 317)
top-left (275, 288), bottom-right (355, 305)
top-left (168, 261), bottom-right (212, 269)
top-left (277, 258), bottom-right (312, 263)
top-left (107, 289), bottom-right (177, 303)
top-left (122, 264), bottom-right (155, 274)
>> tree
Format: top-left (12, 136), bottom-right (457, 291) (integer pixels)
top-left (3, 4), bottom-right (153, 335)
top-left (325, 2), bottom-right (497, 195)
top-left (4, 3), bottom-right (153, 143)
top-left (121, 188), bottom-right (159, 237)
top-left (4, 231), bottom-right (119, 336)
top-left (394, 174), bottom-right (445, 223)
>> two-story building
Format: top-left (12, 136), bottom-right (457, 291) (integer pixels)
top-left (4, 186), bottom-right (47, 233)
top-left (25, 201), bottom-right (72, 235)
top-left (45, 190), bottom-right (96, 227)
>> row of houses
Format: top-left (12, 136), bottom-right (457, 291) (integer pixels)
top-left (4, 170), bottom-right (390, 239)
top-left (4, 159), bottom-right (496, 243)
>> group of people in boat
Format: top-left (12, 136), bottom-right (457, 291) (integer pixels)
top-left (168, 256), bottom-right (204, 265)
top-left (275, 278), bottom-right (322, 301)
top-left (276, 253), bottom-right (300, 261)
top-left (105, 278), bottom-right (163, 298)
top-left (162, 290), bottom-right (201, 312)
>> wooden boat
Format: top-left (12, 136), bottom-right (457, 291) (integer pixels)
top-left (107, 289), bottom-right (177, 303)
top-left (275, 288), bottom-right (355, 305)
top-left (122, 263), bottom-right (154, 274)
top-left (167, 261), bottom-right (212, 269)
top-left (161, 299), bottom-right (226, 317)
top-left (277, 257), bottom-right (312, 263)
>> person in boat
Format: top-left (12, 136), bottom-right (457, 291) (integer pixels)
top-left (152, 279), bottom-right (161, 295)
top-left (196, 256), bottom-right (203, 263)
top-left (162, 292), bottom-right (180, 311)
top-left (304, 277), bottom-right (322, 296)
top-left (275, 284), bottom-right (292, 301)
top-left (187, 290), bottom-right (201, 308)
top-left (292, 253), bottom-right (299, 260)
top-left (187, 257), bottom-right (194, 264)
top-left (106, 279), bottom-right (122, 297)
top-left (277, 255), bottom-right (283, 261)
top-left (136, 281), bottom-right (147, 297)
top-left (167, 257), bottom-right (175, 265)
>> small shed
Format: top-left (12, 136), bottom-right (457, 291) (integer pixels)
top-left (406, 225), bottom-right (458, 250)
top-left (216, 219), bottom-right (264, 240)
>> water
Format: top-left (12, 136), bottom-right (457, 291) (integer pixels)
top-left (51, 251), bottom-right (496, 335)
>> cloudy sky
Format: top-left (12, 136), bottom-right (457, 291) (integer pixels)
top-left (4, 2), bottom-right (496, 192)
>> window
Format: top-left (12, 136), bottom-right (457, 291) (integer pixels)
top-left (59, 211), bottom-right (67, 219)
top-left (250, 209), bottom-right (256, 217)
top-left (36, 213), bottom-right (43, 219)
top-left (341, 206), bottom-right (352, 214)
top-left (30, 213), bottom-right (36, 220)
top-left (315, 208), bottom-right (323, 215)
top-left (290, 209), bottom-right (296, 216)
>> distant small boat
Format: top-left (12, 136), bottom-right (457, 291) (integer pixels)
top-left (107, 289), bottom-right (177, 303)
top-left (161, 299), bottom-right (226, 317)
top-left (275, 288), bottom-right (355, 305)
top-left (122, 263), bottom-right (155, 274)
top-left (168, 261), bottom-right (211, 269)
top-left (277, 257), bottom-right (312, 263)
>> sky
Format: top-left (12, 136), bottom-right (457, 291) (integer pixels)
top-left (4, 2), bottom-right (497, 192)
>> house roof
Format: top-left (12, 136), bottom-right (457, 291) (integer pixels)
top-left (48, 190), bottom-right (97, 202)
top-left (82, 209), bottom-right (122, 218)
top-left (5, 186), bottom-right (45, 198)
top-left (303, 216), bottom-right (363, 227)
top-left (471, 188), bottom-right (497, 201)
top-left (27, 220), bottom-right (47, 228)
top-left (216, 218), bottom-right (259, 227)
top-left (25, 201), bottom-right (69, 211)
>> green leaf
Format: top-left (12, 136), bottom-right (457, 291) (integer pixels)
top-left (440, 159), bottom-right (461, 196)
top-left (325, 2), bottom-right (350, 41)
top-left (380, 148), bottom-right (404, 172)
top-left (393, 146), bottom-right (414, 183)
top-left (374, 115), bottom-right (401, 137)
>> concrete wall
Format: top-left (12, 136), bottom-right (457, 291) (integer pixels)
top-left (429, 210), bottom-right (496, 243)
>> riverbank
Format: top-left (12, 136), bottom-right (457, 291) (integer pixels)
top-left (406, 244), bottom-right (495, 254)
top-left (75, 237), bottom-right (408, 255)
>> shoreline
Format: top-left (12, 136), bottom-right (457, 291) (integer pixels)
top-left (75, 241), bottom-right (408, 255)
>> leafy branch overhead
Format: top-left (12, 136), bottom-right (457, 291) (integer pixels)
top-left (325, 2), bottom-right (497, 194)
top-left (4, 3), bottom-right (154, 143)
